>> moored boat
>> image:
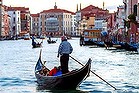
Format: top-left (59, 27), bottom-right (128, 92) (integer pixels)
top-left (96, 41), bottom-right (105, 47)
top-left (24, 33), bottom-right (30, 40)
top-left (124, 43), bottom-right (137, 51)
top-left (35, 52), bottom-right (91, 90)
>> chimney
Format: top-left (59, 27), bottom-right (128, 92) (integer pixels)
top-left (76, 4), bottom-right (78, 12)
top-left (103, 2), bottom-right (105, 10)
top-left (80, 3), bottom-right (81, 10)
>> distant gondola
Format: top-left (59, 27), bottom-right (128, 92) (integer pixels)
top-left (31, 36), bottom-right (42, 48)
top-left (35, 52), bottom-right (91, 90)
top-left (32, 43), bottom-right (42, 48)
top-left (47, 37), bottom-right (57, 44)
top-left (47, 40), bottom-right (56, 44)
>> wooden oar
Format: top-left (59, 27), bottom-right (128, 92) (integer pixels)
top-left (69, 55), bottom-right (117, 90)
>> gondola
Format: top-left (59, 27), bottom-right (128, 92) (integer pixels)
top-left (47, 40), bottom-right (56, 44)
top-left (32, 43), bottom-right (42, 48)
top-left (104, 41), bottom-right (113, 48)
top-left (35, 52), bottom-right (91, 90)
top-left (124, 43), bottom-right (137, 51)
top-left (47, 37), bottom-right (57, 44)
top-left (31, 36), bottom-right (42, 48)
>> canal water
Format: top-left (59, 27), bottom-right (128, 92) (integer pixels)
top-left (0, 38), bottom-right (139, 93)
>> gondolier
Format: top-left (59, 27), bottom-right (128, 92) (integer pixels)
top-left (31, 36), bottom-right (36, 46)
top-left (31, 35), bottom-right (42, 48)
top-left (57, 36), bottom-right (73, 74)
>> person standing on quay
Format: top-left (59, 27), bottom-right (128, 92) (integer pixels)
top-left (57, 36), bottom-right (73, 74)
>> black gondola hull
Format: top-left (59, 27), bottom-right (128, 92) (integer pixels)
top-left (35, 59), bottom-right (91, 90)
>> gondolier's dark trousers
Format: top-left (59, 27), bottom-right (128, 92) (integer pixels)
top-left (60, 54), bottom-right (69, 74)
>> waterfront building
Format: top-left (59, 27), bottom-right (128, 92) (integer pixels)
top-left (7, 6), bottom-right (31, 38)
top-left (137, 3), bottom-right (139, 21)
top-left (79, 16), bottom-right (87, 34)
top-left (39, 3), bottom-right (75, 37)
top-left (7, 9), bottom-right (21, 39)
top-left (31, 13), bottom-right (39, 36)
top-left (78, 14), bottom-right (95, 34)
top-left (94, 19), bottom-right (104, 31)
top-left (71, 14), bottom-right (76, 36)
top-left (0, 5), bottom-right (11, 39)
top-left (0, 3), bottom-right (11, 40)
top-left (123, 0), bottom-right (138, 43)
top-left (0, 0), bottom-right (6, 39)
top-left (3, 6), bottom-right (10, 39)
top-left (76, 4), bottom-right (110, 37)
top-left (123, 0), bottom-right (138, 17)
top-left (0, 0), bottom-right (2, 39)
top-left (114, 5), bottom-right (125, 42)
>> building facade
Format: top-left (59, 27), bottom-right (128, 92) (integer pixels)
top-left (8, 10), bottom-right (21, 38)
top-left (3, 8), bottom-right (10, 38)
top-left (38, 3), bottom-right (75, 37)
top-left (7, 7), bottom-right (31, 37)
top-left (123, 0), bottom-right (138, 17)
top-left (31, 13), bottom-right (39, 36)
top-left (76, 4), bottom-right (110, 37)
top-left (0, 0), bottom-right (2, 39)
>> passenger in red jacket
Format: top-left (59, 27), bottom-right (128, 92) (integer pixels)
top-left (49, 66), bottom-right (62, 76)
top-left (49, 67), bottom-right (58, 76)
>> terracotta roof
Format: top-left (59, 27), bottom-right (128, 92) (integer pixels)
top-left (7, 6), bottom-right (30, 13)
top-left (81, 5), bottom-right (99, 11)
top-left (41, 8), bottom-right (75, 15)
top-left (84, 12), bottom-right (95, 17)
top-left (80, 5), bottom-right (109, 18)
top-left (31, 13), bottom-right (39, 17)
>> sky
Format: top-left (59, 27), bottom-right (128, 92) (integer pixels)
top-left (3, 0), bottom-right (123, 14)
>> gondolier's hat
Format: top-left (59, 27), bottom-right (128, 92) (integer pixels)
top-left (61, 36), bottom-right (67, 41)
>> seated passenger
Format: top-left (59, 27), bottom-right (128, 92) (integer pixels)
top-left (39, 69), bottom-right (44, 75)
top-left (39, 65), bottom-right (49, 76)
top-left (49, 67), bottom-right (57, 76)
top-left (53, 66), bottom-right (62, 76)
top-left (49, 66), bottom-right (62, 76)
top-left (43, 67), bottom-right (49, 76)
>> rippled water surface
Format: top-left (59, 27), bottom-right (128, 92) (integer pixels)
top-left (0, 38), bottom-right (139, 93)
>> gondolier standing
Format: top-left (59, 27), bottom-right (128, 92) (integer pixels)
top-left (31, 36), bottom-right (36, 47)
top-left (57, 36), bottom-right (73, 74)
